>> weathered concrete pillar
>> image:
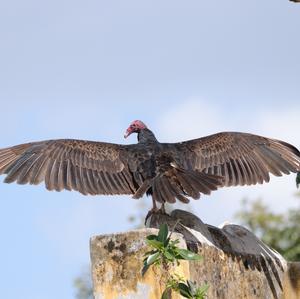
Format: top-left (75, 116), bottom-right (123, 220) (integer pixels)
top-left (90, 229), bottom-right (189, 299)
top-left (90, 210), bottom-right (300, 299)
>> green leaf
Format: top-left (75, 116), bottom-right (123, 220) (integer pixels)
top-left (186, 280), bottom-right (194, 289)
top-left (158, 223), bottom-right (169, 243)
top-left (161, 287), bottom-right (171, 299)
top-left (164, 250), bottom-right (175, 261)
top-left (178, 282), bottom-right (193, 298)
top-left (196, 283), bottom-right (209, 296)
top-left (146, 234), bottom-right (158, 240)
top-left (144, 250), bottom-right (156, 256)
top-left (146, 239), bottom-right (164, 249)
top-left (194, 283), bottom-right (209, 298)
top-left (177, 249), bottom-right (203, 261)
top-left (170, 238), bottom-right (180, 246)
top-left (146, 252), bottom-right (160, 266)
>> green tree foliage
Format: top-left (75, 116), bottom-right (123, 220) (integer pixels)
top-left (73, 267), bottom-right (93, 299)
top-left (235, 196), bottom-right (300, 261)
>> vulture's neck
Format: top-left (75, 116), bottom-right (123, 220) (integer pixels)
top-left (138, 128), bottom-right (158, 144)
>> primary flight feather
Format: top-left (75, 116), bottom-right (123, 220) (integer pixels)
top-left (0, 120), bottom-right (299, 211)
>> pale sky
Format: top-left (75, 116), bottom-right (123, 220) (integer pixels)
top-left (0, 1), bottom-right (299, 298)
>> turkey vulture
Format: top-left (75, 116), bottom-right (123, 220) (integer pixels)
top-left (0, 120), bottom-right (299, 212)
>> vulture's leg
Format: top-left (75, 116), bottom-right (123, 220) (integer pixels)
top-left (159, 203), bottom-right (166, 214)
top-left (152, 197), bottom-right (157, 210)
top-left (145, 198), bottom-right (158, 224)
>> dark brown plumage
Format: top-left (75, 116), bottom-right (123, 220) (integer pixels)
top-left (0, 120), bottom-right (299, 211)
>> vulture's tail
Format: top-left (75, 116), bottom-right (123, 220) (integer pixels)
top-left (133, 168), bottom-right (224, 204)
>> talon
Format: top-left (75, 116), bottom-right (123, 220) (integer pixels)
top-left (144, 207), bottom-right (159, 225)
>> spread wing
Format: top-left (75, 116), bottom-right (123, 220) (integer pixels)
top-left (173, 132), bottom-right (300, 187)
top-left (0, 139), bottom-right (146, 195)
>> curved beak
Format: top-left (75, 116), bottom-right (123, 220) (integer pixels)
top-left (124, 128), bottom-right (131, 138)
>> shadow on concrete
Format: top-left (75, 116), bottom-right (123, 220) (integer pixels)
top-left (147, 209), bottom-right (284, 299)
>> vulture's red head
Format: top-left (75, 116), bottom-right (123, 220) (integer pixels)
top-left (124, 120), bottom-right (147, 138)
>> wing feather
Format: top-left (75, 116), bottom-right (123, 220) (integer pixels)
top-left (84, 168), bottom-right (97, 195)
top-left (56, 161), bottom-right (65, 191)
top-left (32, 156), bottom-right (50, 185)
top-left (75, 166), bottom-right (87, 195)
top-left (4, 154), bottom-right (34, 184)
top-left (173, 132), bottom-right (300, 187)
top-left (18, 155), bottom-right (42, 185)
top-left (0, 139), bottom-right (142, 196)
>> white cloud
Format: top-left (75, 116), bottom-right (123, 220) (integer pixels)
top-left (256, 106), bottom-right (300, 144)
top-left (157, 98), bottom-right (225, 142)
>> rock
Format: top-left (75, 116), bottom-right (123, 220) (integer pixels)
top-left (90, 210), bottom-right (300, 299)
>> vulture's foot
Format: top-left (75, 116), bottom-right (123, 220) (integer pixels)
top-left (144, 204), bottom-right (167, 224)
